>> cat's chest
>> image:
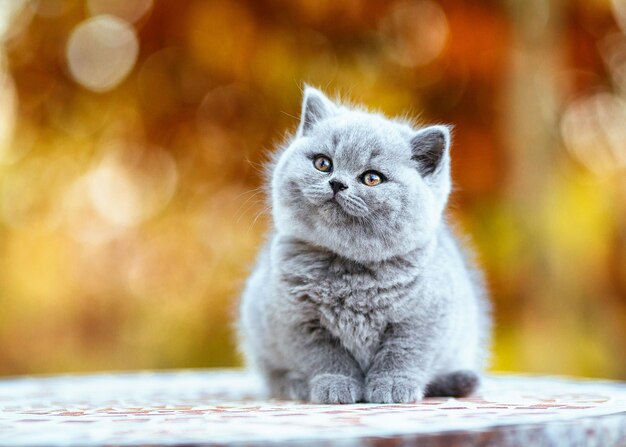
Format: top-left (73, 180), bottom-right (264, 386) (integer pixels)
top-left (279, 248), bottom-right (421, 369)
top-left (316, 302), bottom-right (386, 369)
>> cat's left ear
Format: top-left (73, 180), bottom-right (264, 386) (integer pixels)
top-left (298, 86), bottom-right (338, 136)
top-left (410, 125), bottom-right (451, 177)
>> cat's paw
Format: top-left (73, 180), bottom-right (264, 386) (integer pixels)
top-left (365, 376), bottom-right (423, 403)
top-left (310, 373), bottom-right (363, 404)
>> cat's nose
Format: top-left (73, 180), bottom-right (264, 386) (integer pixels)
top-left (329, 179), bottom-right (348, 195)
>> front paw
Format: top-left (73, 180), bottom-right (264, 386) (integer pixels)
top-left (365, 376), bottom-right (423, 403)
top-left (310, 373), bottom-right (363, 404)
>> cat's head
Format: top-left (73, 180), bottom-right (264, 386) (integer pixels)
top-left (270, 86), bottom-right (452, 263)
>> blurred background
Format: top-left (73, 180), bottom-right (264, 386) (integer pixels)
top-left (0, 0), bottom-right (624, 379)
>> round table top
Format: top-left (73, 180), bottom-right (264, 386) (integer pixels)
top-left (1, 369), bottom-right (625, 446)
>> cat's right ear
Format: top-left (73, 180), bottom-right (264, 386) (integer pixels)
top-left (410, 125), bottom-right (451, 177)
top-left (298, 86), bottom-right (337, 136)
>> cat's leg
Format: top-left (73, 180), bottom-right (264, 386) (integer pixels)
top-left (424, 370), bottom-right (479, 397)
top-left (365, 319), bottom-right (447, 404)
top-left (266, 369), bottom-right (309, 401)
top-left (282, 321), bottom-right (364, 404)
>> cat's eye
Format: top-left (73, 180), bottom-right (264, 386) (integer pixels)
top-left (362, 171), bottom-right (383, 186)
top-left (313, 155), bottom-right (332, 172)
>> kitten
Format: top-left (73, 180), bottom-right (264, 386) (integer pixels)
top-left (238, 87), bottom-right (491, 404)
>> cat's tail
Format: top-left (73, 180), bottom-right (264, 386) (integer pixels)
top-left (424, 370), bottom-right (480, 398)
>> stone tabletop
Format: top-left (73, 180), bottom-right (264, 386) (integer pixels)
top-left (1, 370), bottom-right (625, 446)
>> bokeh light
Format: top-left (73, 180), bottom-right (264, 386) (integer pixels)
top-left (0, 0), bottom-right (33, 41)
top-left (0, 64), bottom-right (17, 164)
top-left (66, 15), bottom-right (139, 92)
top-left (561, 93), bottom-right (626, 174)
top-left (381, 0), bottom-right (449, 67)
top-left (611, 0), bottom-right (626, 35)
top-left (86, 144), bottom-right (178, 227)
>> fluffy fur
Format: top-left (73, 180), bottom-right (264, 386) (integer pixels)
top-left (238, 87), bottom-right (491, 404)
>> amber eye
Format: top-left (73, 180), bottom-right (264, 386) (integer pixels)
top-left (313, 155), bottom-right (332, 172)
top-left (362, 171), bottom-right (383, 186)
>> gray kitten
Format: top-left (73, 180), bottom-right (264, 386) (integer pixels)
top-left (238, 87), bottom-right (490, 404)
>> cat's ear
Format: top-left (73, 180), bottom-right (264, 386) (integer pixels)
top-left (298, 86), bottom-right (337, 136)
top-left (410, 125), bottom-right (451, 176)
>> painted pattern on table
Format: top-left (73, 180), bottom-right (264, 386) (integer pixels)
top-left (0, 370), bottom-right (625, 446)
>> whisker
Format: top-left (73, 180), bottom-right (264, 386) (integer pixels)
top-left (280, 110), bottom-right (300, 122)
top-left (245, 205), bottom-right (271, 234)
top-left (234, 190), bottom-right (268, 223)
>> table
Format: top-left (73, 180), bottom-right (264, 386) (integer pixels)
top-left (1, 370), bottom-right (625, 446)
